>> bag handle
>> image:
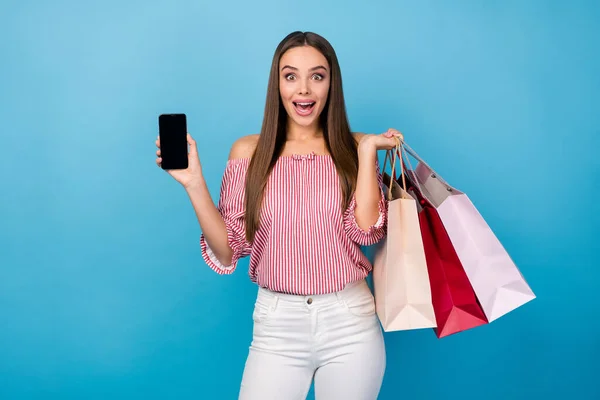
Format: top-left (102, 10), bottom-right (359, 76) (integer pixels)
top-left (382, 147), bottom-right (397, 183)
top-left (400, 144), bottom-right (435, 206)
top-left (382, 137), bottom-right (408, 200)
top-left (402, 142), bottom-right (452, 190)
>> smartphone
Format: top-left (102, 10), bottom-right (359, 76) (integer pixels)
top-left (158, 113), bottom-right (188, 170)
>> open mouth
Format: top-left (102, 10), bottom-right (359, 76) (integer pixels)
top-left (293, 101), bottom-right (316, 116)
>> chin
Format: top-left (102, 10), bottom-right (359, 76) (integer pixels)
top-left (291, 115), bottom-right (319, 127)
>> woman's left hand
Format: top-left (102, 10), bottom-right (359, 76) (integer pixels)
top-left (358, 128), bottom-right (404, 153)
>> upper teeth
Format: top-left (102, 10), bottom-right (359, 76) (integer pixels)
top-left (298, 102), bottom-right (313, 106)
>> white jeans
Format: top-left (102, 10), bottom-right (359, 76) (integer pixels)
top-left (238, 279), bottom-right (386, 400)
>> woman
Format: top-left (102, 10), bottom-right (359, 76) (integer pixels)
top-left (155, 31), bottom-right (402, 400)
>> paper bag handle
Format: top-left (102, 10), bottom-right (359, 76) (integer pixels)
top-left (400, 144), bottom-right (436, 207)
top-left (402, 142), bottom-right (452, 190)
top-left (382, 137), bottom-right (408, 200)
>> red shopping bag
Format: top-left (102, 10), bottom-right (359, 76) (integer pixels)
top-left (403, 166), bottom-right (488, 338)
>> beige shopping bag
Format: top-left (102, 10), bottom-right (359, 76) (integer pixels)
top-left (372, 144), bottom-right (437, 332)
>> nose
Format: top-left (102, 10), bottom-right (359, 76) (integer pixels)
top-left (298, 78), bottom-right (310, 95)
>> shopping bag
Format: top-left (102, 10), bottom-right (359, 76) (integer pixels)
top-left (402, 143), bottom-right (536, 322)
top-left (400, 151), bottom-right (488, 338)
top-left (371, 145), bottom-right (436, 332)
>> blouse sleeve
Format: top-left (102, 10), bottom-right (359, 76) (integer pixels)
top-left (343, 159), bottom-right (388, 246)
top-left (200, 158), bottom-right (252, 274)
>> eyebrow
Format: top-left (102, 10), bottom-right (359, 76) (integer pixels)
top-left (281, 65), bottom-right (328, 72)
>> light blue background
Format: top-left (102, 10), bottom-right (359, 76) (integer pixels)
top-left (1, 0), bottom-right (598, 399)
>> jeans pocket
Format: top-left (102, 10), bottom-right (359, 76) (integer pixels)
top-left (252, 297), bottom-right (274, 324)
top-left (342, 293), bottom-right (376, 317)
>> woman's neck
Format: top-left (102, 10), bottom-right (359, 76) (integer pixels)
top-left (281, 119), bottom-right (328, 156)
top-left (286, 120), bottom-right (323, 142)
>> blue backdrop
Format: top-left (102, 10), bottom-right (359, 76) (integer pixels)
top-left (1, 0), bottom-right (598, 399)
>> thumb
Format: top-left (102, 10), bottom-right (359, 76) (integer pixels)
top-left (187, 133), bottom-right (198, 154)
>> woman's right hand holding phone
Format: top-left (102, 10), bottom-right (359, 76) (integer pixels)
top-left (156, 133), bottom-right (203, 189)
top-left (156, 133), bottom-right (234, 266)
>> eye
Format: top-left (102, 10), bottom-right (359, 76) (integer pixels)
top-left (284, 73), bottom-right (296, 81)
top-left (312, 73), bottom-right (324, 81)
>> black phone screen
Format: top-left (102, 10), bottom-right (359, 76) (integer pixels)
top-left (158, 114), bottom-right (188, 170)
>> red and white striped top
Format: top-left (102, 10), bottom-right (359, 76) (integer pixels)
top-left (200, 152), bottom-right (388, 295)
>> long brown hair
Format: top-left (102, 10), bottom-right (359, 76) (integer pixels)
top-left (244, 31), bottom-right (358, 242)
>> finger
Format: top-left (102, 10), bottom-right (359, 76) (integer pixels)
top-left (187, 133), bottom-right (197, 154)
top-left (156, 149), bottom-right (161, 156)
top-left (389, 129), bottom-right (404, 141)
top-left (156, 157), bottom-right (162, 166)
top-left (156, 138), bottom-right (160, 148)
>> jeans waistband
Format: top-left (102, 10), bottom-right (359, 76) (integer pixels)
top-left (256, 279), bottom-right (371, 308)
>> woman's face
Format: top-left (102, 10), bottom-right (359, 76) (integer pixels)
top-left (279, 45), bottom-right (331, 131)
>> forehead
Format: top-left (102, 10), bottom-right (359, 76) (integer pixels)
top-left (280, 46), bottom-right (329, 70)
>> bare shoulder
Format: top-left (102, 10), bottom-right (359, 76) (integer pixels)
top-left (351, 132), bottom-right (368, 146)
top-left (229, 134), bottom-right (260, 160)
